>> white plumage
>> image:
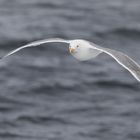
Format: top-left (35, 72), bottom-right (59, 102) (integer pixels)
top-left (1, 38), bottom-right (140, 82)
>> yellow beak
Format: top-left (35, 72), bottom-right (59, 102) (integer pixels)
top-left (69, 47), bottom-right (76, 53)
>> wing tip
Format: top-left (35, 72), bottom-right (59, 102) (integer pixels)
top-left (135, 71), bottom-right (140, 81)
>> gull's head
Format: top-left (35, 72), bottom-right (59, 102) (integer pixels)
top-left (69, 40), bottom-right (88, 53)
top-left (69, 40), bottom-right (92, 61)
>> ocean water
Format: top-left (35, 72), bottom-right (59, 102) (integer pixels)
top-left (0, 0), bottom-right (140, 140)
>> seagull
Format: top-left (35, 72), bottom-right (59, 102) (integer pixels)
top-left (1, 38), bottom-right (140, 82)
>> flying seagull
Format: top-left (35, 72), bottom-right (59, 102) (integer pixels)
top-left (1, 38), bottom-right (140, 82)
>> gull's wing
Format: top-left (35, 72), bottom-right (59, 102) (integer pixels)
top-left (1, 38), bottom-right (70, 59)
top-left (88, 41), bottom-right (140, 82)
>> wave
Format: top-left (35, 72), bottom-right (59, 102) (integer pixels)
top-left (0, 132), bottom-right (46, 139)
top-left (94, 80), bottom-right (140, 90)
top-left (96, 27), bottom-right (140, 38)
top-left (16, 115), bottom-right (72, 125)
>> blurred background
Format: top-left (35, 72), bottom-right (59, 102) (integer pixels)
top-left (0, 0), bottom-right (140, 140)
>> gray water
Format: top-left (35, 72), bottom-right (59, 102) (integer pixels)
top-left (0, 0), bottom-right (140, 140)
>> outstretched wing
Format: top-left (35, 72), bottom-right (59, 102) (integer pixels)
top-left (88, 41), bottom-right (140, 82)
top-left (1, 38), bottom-right (70, 59)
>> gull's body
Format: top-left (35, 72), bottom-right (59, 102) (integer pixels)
top-left (1, 38), bottom-right (140, 82)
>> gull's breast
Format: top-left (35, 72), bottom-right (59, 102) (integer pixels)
top-left (71, 48), bottom-right (102, 61)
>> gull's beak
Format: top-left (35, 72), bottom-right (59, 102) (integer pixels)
top-left (69, 47), bottom-right (76, 53)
